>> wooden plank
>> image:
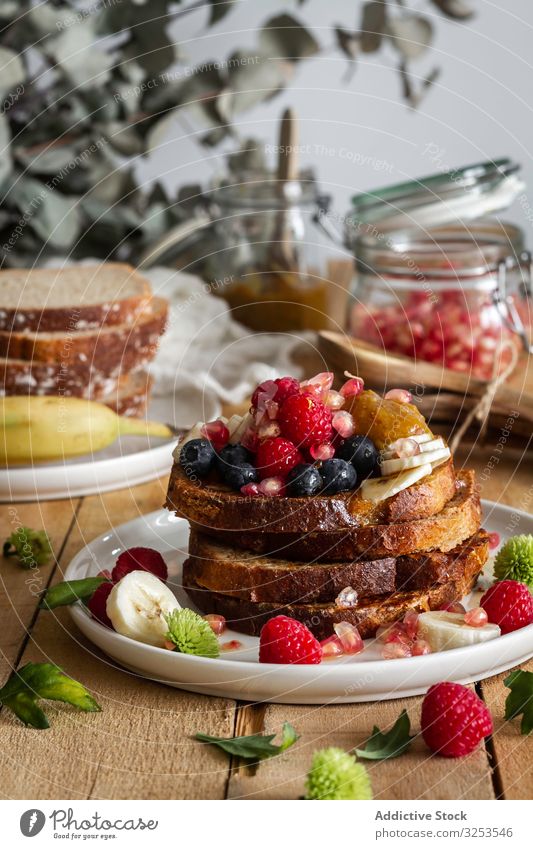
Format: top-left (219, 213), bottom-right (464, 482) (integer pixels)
top-left (0, 478), bottom-right (236, 800)
top-left (480, 660), bottom-right (533, 800)
top-left (0, 497), bottom-right (80, 684)
top-left (228, 697), bottom-right (494, 800)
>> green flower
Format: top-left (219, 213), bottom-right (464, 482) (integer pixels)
top-left (165, 608), bottom-right (219, 658)
top-left (3, 527), bottom-right (52, 568)
top-left (494, 535), bottom-right (533, 590)
top-left (305, 747), bottom-right (372, 800)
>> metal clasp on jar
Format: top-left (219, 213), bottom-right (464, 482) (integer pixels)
top-left (494, 250), bottom-right (533, 354)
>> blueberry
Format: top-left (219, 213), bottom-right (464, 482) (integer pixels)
top-left (215, 443), bottom-right (252, 479)
top-left (336, 435), bottom-right (379, 479)
top-left (179, 438), bottom-right (215, 478)
top-left (224, 462), bottom-right (259, 491)
top-left (319, 458), bottom-right (357, 494)
top-left (287, 463), bottom-right (322, 497)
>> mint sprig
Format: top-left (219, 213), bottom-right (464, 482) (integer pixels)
top-left (0, 662), bottom-right (101, 729)
top-left (196, 722), bottom-right (299, 761)
top-left (504, 669), bottom-right (533, 734)
top-left (355, 709), bottom-right (414, 760)
top-left (40, 577), bottom-right (109, 609)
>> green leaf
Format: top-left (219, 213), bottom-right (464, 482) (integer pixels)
top-left (0, 46), bottom-right (26, 96)
top-left (360, 1), bottom-right (387, 53)
top-left (40, 577), bottom-right (108, 609)
top-left (386, 14), bottom-right (433, 61)
top-left (259, 14), bottom-right (319, 62)
top-left (504, 669), bottom-right (533, 734)
top-left (11, 175), bottom-right (82, 249)
top-left (0, 662), bottom-right (101, 729)
top-left (47, 21), bottom-right (113, 90)
top-left (209, 1), bottom-right (235, 25)
top-left (196, 722), bottom-right (299, 761)
top-left (355, 709), bottom-right (414, 760)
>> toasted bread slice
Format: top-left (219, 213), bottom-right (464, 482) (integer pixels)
top-left (194, 471), bottom-right (480, 562)
top-left (184, 529), bottom-right (489, 603)
top-left (0, 264), bottom-right (152, 332)
top-left (185, 533), bottom-right (486, 639)
top-left (166, 457), bottom-right (456, 533)
top-left (0, 297), bottom-right (168, 372)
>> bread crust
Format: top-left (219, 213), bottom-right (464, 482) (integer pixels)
top-left (184, 529), bottom-right (488, 603)
top-left (0, 297), bottom-right (168, 371)
top-left (0, 263), bottom-right (152, 332)
top-left (165, 458), bottom-right (457, 532)
top-left (184, 534), bottom-right (486, 639)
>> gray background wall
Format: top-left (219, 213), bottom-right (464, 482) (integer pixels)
top-left (137, 1), bottom-right (533, 235)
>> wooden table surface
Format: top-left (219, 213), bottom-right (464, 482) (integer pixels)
top-left (1, 441), bottom-right (532, 800)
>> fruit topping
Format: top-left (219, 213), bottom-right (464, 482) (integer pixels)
top-left (240, 482), bottom-right (261, 496)
top-left (440, 601), bottom-right (466, 614)
top-left (320, 635), bottom-right (344, 658)
top-left (259, 615), bottom-right (322, 664)
top-left (360, 463), bottom-right (432, 503)
top-left (215, 443), bottom-right (253, 477)
top-left (340, 375), bottom-right (364, 398)
top-left (201, 419), bottom-right (230, 452)
top-left (257, 476), bottom-right (286, 497)
top-left (464, 607), bottom-right (488, 627)
top-left (384, 388), bottom-right (413, 403)
top-left (381, 642), bottom-right (411, 659)
top-left (179, 438), bottom-right (216, 478)
top-left (319, 458), bottom-right (357, 494)
top-left (331, 410), bottom-right (356, 438)
top-left (300, 371), bottom-right (334, 398)
top-left (272, 376), bottom-right (301, 404)
top-left (347, 390), bottom-right (430, 449)
top-left (403, 609), bottom-right (419, 640)
top-left (112, 546), bottom-right (168, 583)
top-left (336, 435), bottom-right (380, 479)
top-left (335, 586), bottom-right (359, 608)
top-left (106, 571), bottom-right (178, 647)
top-left (223, 462), bottom-right (259, 491)
top-left (421, 682), bottom-right (493, 757)
top-left (278, 394), bottom-right (333, 449)
top-left (286, 463), bottom-right (322, 497)
top-left (221, 639), bottom-right (243, 651)
top-left (324, 390), bottom-right (345, 410)
top-left (333, 621), bottom-right (364, 654)
top-left (380, 444), bottom-right (450, 477)
top-left (493, 535), bottom-right (533, 588)
top-left (204, 613), bottom-right (226, 635)
top-left (251, 379), bottom-right (277, 411)
top-left (411, 639), bottom-right (432, 656)
top-left (384, 437), bottom-right (421, 459)
top-left (417, 610), bottom-right (500, 651)
top-left (488, 531), bottom-right (501, 550)
top-left (479, 580), bottom-right (533, 634)
top-left (88, 581), bottom-right (114, 628)
top-left (309, 441), bottom-right (335, 461)
top-left (255, 437), bottom-right (303, 480)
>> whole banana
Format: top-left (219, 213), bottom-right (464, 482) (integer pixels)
top-left (0, 396), bottom-right (174, 464)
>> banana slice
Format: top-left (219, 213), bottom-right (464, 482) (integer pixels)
top-left (360, 462), bottom-right (433, 503)
top-left (381, 436), bottom-right (444, 461)
top-left (380, 446), bottom-right (450, 477)
top-left (417, 611), bottom-right (500, 652)
top-left (229, 412), bottom-right (254, 444)
top-left (106, 571), bottom-right (179, 647)
top-left (411, 433), bottom-right (434, 444)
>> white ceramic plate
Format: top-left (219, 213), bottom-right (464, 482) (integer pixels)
top-left (65, 499), bottom-right (533, 704)
top-left (0, 391), bottom-right (219, 502)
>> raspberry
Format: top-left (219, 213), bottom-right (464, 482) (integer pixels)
top-left (273, 376), bottom-right (300, 404)
top-left (480, 580), bottom-right (533, 634)
top-left (88, 581), bottom-right (114, 628)
top-left (278, 394), bottom-right (333, 450)
top-left (421, 682), bottom-right (492, 757)
top-left (112, 547), bottom-right (168, 583)
top-left (259, 615), bottom-right (322, 664)
top-left (255, 437), bottom-right (303, 480)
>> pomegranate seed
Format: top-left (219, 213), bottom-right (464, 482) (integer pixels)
top-left (411, 639), bottom-right (432, 656)
top-left (320, 635), bottom-right (344, 658)
top-left (221, 640), bottom-right (243, 651)
top-left (324, 390), bottom-right (345, 410)
top-left (258, 421), bottom-right (281, 440)
top-left (403, 610), bottom-right (419, 640)
top-left (464, 607), bottom-right (488, 627)
top-left (335, 586), bottom-right (359, 608)
top-left (241, 427), bottom-right (259, 452)
top-left (333, 622), bottom-right (364, 655)
top-left (340, 376), bottom-right (364, 398)
top-left (258, 476), bottom-right (286, 497)
top-left (440, 601), bottom-right (466, 614)
top-left (381, 642), bottom-right (412, 659)
top-left (300, 372), bottom-right (334, 395)
top-left (376, 623), bottom-right (403, 643)
top-left (265, 400), bottom-right (279, 420)
top-left (201, 420), bottom-right (230, 451)
top-left (488, 531), bottom-right (501, 550)
top-left (387, 437), bottom-right (421, 459)
top-left (332, 410), bottom-right (356, 438)
top-left (252, 380), bottom-right (278, 411)
top-left (164, 640), bottom-right (176, 651)
top-left (240, 482), bottom-right (261, 496)
top-left (384, 388), bottom-right (412, 404)
top-left (310, 441), bottom-right (335, 461)
top-left (204, 614), bottom-right (226, 635)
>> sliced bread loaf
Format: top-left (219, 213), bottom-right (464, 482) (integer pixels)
top-left (0, 264), bottom-right (152, 332)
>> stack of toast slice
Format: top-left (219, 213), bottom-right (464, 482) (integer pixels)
top-left (0, 264), bottom-right (167, 415)
top-left (166, 457), bottom-right (489, 640)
